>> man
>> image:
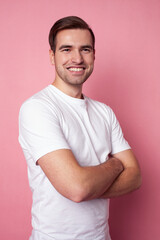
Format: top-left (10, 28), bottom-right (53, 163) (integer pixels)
top-left (19, 16), bottom-right (141, 240)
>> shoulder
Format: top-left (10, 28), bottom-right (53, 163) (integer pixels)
top-left (85, 96), bottom-right (118, 128)
top-left (19, 87), bottom-right (62, 135)
top-left (19, 86), bottom-right (58, 117)
top-left (86, 96), bottom-right (114, 115)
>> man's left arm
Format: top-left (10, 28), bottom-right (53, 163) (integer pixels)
top-left (100, 149), bottom-right (142, 198)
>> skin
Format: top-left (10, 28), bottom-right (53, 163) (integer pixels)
top-left (38, 29), bottom-right (141, 202)
top-left (49, 29), bottom-right (95, 98)
top-left (101, 149), bottom-right (141, 198)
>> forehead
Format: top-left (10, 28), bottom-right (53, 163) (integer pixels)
top-left (55, 29), bottom-right (93, 48)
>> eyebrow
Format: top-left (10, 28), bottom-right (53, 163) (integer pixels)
top-left (58, 45), bottom-right (93, 50)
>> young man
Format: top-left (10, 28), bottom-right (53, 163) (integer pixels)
top-left (19, 16), bottom-right (141, 240)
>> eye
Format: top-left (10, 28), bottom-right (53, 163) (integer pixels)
top-left (82, 48), bottom-right (91, 53)
top-left (62, 48), bottom-right (70, 52)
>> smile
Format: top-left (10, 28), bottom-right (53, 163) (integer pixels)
top-left (67, 67), bottom-right (85, 72)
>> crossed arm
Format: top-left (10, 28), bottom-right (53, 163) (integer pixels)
top-left (100, 149), bottom-right (141, 198)
top-left (37, 148), bottom-right (141, 202)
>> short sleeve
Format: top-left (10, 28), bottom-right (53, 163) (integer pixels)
top-left (18, 99), bottom-right (70, 163)
top-left (109, 108), bottom-right (131, 154)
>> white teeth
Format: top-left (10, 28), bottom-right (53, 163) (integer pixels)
top-left (68, 68), bottom-right (83, 72)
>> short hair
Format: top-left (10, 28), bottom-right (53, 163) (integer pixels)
top-left (49, 16), bottom-right (95, 53)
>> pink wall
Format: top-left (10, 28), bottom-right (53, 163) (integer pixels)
top-left (1, 0), bottom-right (160, 239)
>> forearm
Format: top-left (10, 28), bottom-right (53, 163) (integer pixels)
top-left (100, 166), bottom-right (141, 198)
top-left (79, 157), bottom-right (124, 201)
top-left (38, 150), bottom-right (124, 202)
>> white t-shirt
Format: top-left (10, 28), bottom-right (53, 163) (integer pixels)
top-left (19, 85), bottom-right (130, 240)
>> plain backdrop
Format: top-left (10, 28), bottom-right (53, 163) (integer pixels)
top-left (1, 0), bottom-right (160, 239)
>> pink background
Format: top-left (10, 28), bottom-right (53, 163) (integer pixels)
top-left (1, 0), bottom-right (160, 239)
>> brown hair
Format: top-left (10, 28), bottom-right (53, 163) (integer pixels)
top-left (49, 16), bottom-right (95, 53)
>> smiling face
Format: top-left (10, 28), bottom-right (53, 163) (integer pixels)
top-left (50, 29), bottom-right (95, 88)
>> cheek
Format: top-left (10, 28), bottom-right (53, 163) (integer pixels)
top-left (87, 60), bottom-right (94, 69)
top-left (57, 54), bottom-right (70, 65)
top-left (85, 55), bottom-right (94, 64)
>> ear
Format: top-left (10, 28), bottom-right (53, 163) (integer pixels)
top-left (49, 49), bottom-right (55, 65)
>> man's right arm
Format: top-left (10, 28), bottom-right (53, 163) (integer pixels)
top-left (37, 149), bottom-right (123, 202)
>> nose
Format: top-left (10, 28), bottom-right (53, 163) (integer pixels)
top-left (71, 50), bottom-right (83, 64)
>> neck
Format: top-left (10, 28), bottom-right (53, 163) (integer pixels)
top-left (52, 80), bottom-right (83, 99)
